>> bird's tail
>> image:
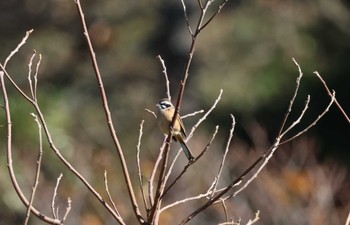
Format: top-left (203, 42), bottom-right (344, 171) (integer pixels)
top-left (179, 140), bottom-right (195, 161)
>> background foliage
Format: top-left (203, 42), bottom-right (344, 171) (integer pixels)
top-left (0, 0), bottom-right (349, 224)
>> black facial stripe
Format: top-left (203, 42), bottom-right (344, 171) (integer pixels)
top-left (160, 102), bottom-right (172, 109)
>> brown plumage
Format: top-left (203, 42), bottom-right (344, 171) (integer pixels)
top-left (156, 98), bottom-right (194, 161)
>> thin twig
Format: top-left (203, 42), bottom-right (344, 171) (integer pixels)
top-left (145, 108), bottom-right (157, 118)
top-left (3, 29), bottom-right (34, 68)
top-left (280, 95), bottom-right (310, 137)
top-left (180, 0), bottom-right (194, 36)
top-left (27, 51), bottom-right (41, 101)
top-left (52, 174), bottom-right (63, 219)
top-left (280, 91), bottom-right (335, 145)
top-left (220, 199), bottom-right (229, 222)
top-left (104, 171), bottom-right (122, 218)
top-left (74, 0), bottom-right (143, 222)
top-left (148, 137), bottom-right (166, 206)
top-left (136, 120), bottom-right (149, 212)
top-left (246, 210), bottom-right (260, 225)
top-left (314, 71), bottom-right (350, 124)
top-left (34, 54), bottom-right (41, 100)
top-left (277, 58), bottom-right (303, 137)
top-left (24, 113), bottom-right (43, 225)
top-left (160, 184), bottom-right (215, 213)
top-left (28, 50), bottom-right (37, 100)
top-left (181, 109), bottom-right (204, 119)
top-left (62, 198), bottom-right (72, 223)
top-left (157, 55), bottom-right (171, 101)
top-left (187, 89), bottom-right (223, 139)
top-left (199, 0), bottom-right (229, 32)
top-left (210, 115), bottom-right (235, 198)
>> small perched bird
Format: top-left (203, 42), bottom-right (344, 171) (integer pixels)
top-left (156, 98), bottom-right (194, 161)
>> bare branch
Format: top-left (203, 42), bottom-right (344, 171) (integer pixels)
top-left (150, 2), bottom-right (229, 221)
top-left (74, 0), bottom-right (143, 222)
top-left (4, 29), bottom-right (34, 68)
top-left (280, 91), bottom-right (335, 145)
top-left (1, 72), bottom-right (62, 225)
top-left (24, 113), bottom-right (43, 225)
top-left (314, 71), bottom-right (350, 124)
top-left (3, 55), bottom-right (124, 223)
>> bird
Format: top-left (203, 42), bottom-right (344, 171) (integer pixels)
top-left (156, 98), bottom-right (195, 161)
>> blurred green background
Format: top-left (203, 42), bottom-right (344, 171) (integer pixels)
top-left (0, 0), bottom-right (349, 224)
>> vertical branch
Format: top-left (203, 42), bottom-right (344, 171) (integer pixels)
top-left (157, 55), bottom-right (171, 101)
top-left (24, 113), bottom-right (43, 225)
top-left (148, 137), bottom-right (166, 206)
top-left (74, 0), bottom-right (143, 222)
top-left (33, 54), bottom-right (41, 99)
top-left (28, 50), bottom-right (36, 99)
top-left (149, 1), bottom-right (228, 223)
top-left (136, 120), bottom-right (149, 213)
top-left (148, 135), bottom-right (173, 223)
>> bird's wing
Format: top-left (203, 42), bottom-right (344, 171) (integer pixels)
top-left (178, 115), bottom-right (187, 137)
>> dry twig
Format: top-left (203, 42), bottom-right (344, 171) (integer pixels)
top-left (314, 71), bottom-right (350, 124)
top-left (24, 113), bottom-right (43, 225)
